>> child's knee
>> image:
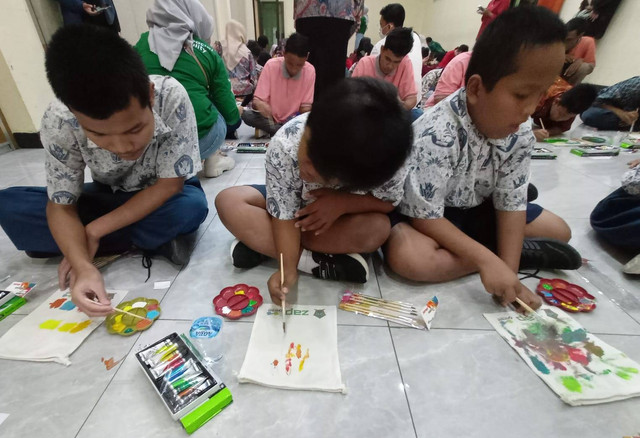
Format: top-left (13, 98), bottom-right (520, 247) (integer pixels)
top-left (353, 214), bottom-right (391, 251)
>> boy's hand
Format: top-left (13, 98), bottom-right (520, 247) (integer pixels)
top-left (628, 159), bottom-right (640, 168)
top-left (295, 189), bottom-right (347, 235)
top-left (564, 58), bottom-right (583, 78)
top-left (71, 265), bottom-right (112, 316)
top-left (267, 270), bottom-right (298, 306)
top-left (533, 128), bottom-right (549, 142)
top-left (478, 257), bottom-right (521, 306)
top-left (619, 109), bottom-right (639, 127)
top-left (515, 283), bottom-right (543, 313)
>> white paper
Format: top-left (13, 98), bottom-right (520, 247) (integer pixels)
top-left (0, 289), bottom-right (127, 365)
top-left (153, 281), bottom-right (171, 290)
top-left (0, 413), bottom-right (8, 426)
top-left (238, 304), bottom-right (345, 393)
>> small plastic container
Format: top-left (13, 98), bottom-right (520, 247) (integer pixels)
top-left (188, 316), bottom-right (224, 364)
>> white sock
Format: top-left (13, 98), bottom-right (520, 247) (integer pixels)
top-left (297, 249), bottom-right (317, 274)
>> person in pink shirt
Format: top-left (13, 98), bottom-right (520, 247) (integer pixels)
top-left (437, 45), bottom-right (469, 70)
top-left (242, 33), bottom-right (316, 136)
top-left (563, 17), bottom-right (596, 85)
top-left (352, 27), bottom-right (417, 116)
top-left (424, 51), bottom-right (472, 108)
top-left (477, 0), bottom-right (510, 39)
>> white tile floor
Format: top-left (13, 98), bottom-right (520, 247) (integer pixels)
top-left (0, 121), bottom-right (639, 438)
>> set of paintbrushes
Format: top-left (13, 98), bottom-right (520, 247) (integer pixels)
top-left (339, 291), bottom-right (430, 330)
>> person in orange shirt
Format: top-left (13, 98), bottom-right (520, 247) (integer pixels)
top-left (531, 78), bottom-right (597, 141)
top-left (563, 17), bottom-right (596, 85)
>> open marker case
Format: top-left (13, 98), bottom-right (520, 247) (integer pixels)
top-left (136, 332), bottom-right (232, 434)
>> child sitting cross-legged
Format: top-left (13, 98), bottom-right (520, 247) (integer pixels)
top-left (384, 6), bottom-right (582, 311)
top-left (216, 77), bottom-right (413, 303)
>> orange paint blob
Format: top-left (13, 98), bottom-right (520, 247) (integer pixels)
top-left (135, 318), bottom-right (153, 330)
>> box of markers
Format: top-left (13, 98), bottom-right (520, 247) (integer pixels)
top-left (136, 332), bottom-right (232, 434)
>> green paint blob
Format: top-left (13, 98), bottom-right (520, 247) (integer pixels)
top-left (527, 322), bottom-right (543, 335)
top-left (561, 328), bottom-right (588, 344)
top-left (39, 319), bottom-right (61, 330)
top-left (603, 369), bottom-right (611, 375)
top-left (561, 376), bottom-right (582, 393)
top-left (529, 356), bottom-right (550, 374)
top-left (618, 367), bottom-right (639, 374)
top-left (543, 284), bottom-right (553, 291)
top-left (584, 342), bottom-right (604, 358)
top-left (616, 371), bottom-right (632, 380)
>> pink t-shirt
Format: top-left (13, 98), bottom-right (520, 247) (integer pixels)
top-left (254, 57), bottom-right (316, 124)
top-left (568, 36), bottom-right (596, 65)
top-left (351, 55), bottom-right (416, 101)
top-left (425, 51), bottom-right (472, 108)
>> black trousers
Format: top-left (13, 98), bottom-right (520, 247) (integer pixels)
top-left (295, 17), bottom-right (353, 99)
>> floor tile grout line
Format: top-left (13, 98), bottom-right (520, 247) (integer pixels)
top-left (387, 325), bottom-right (419, 438)
top-left (73, 332), bottom-right (144, 438)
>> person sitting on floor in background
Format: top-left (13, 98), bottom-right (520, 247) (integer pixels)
top-left (352, 27), bottom-right (419, 119)
top-left (562, 17), bottom-right (596, 85)
top-left (136, 0), bottom-right (239, 177)
top-left (371, 3), bottom-right (423, 106)
top-left (215, 78), bottom-right (413, 304)
top-left (426, 36), bottom-right (446, 61)
top-left (581, 76), bottom-right (640, 131)
top-left (591, 158), bottom-right (640, 274)
top-left (256, 34), bottom-right (272, 66)
top-left (241, 33), bottom-right (315, 137)
top-left (346, 37), bottom-right (373, 76)
top-left (215, 20), bottom-right (258, 104)
top-left (0, 25), bottom-right (208, 316)
top-left (423, 49), bottom-right (472, 108)
top-left (384, 6), bottom-right (582, 312)
top-left (437, 44), bottom-right (469, 70)
top-left (531, 78), bottom-right (597, 141)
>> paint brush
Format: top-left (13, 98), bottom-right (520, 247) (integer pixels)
top-left (112, 307), bottom-right (150, 321)
top-left (630, 108), bottom-right (638, 134)
top-left (280, 253), bottom-right (286, 333)
top-left (513, 298), bottom-right (554, 325)
top-left (346, 293), bottom-right (418, 314)
top-left (539, 119), bottom-right (546, 131)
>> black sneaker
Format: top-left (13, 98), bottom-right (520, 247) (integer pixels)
top-left (310, 253), bottom-right (369, 283)
top-left (520, 238), bottom-right (582, 270)
top-left (230, 239), bottom-right (266, 268)
top-left (155, 232), bottom-right (197, 266)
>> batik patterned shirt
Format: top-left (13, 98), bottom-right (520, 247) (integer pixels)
top-left (294, 0), bottom-right (363, 22)
top-left (595, 76), bottom-right (640, 111)
top-left (622, 165), bottom-right (640, 196)
top-left (265, 113), bottom-right (410, 220)
top-left (41, 75), bottom-right (201, 205)
top-left (399, 88), bottom-right (533, 219)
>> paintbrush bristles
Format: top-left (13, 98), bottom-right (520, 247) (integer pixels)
top-left (515, 297), bottom-right (538, 315)
top-left (113, 307), bottom-right (149, 321)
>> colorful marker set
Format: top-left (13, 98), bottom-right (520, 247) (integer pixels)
top-left (136, 333), bottom-right (232, 434)
top-left (339, 291), bottom-right (428, 330)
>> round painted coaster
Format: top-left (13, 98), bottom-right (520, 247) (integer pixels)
top-left (536, 278), bottom-right (596, 313)
top-left (105, 298), bottom-right (161, 336)
top-left (213, 283), bottom-right (263, 319)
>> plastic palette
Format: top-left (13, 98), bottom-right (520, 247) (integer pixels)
top-left (213, 283), bottom-right (262, 319)
top-left (106, 297), bottom-right (161, 336)
top-left (536, 278), bottom-right (596, 313)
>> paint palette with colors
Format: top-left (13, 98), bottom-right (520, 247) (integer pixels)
top-left (105, 297), bottom-right (161, 336)
top-left (536, 278), bottom-right (596, 313)
top-left (213, 283), bottom-right (263, 319)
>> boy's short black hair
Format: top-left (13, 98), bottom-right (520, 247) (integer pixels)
top-left (559, 83), bottom-right (598, 114)
top-left (458, 44), bottom-right (469, 53)
top-left (380, 3), bottom-right (405, 27)
top-left (422, 46), bottom-right (430, 58)
top-left (566, 17), bottom-right (588, 35)
top-left (247, 40), bottom-right (261, 58)
top-left (383, 27), bottom-right (414, 58)
top-left (45, 25), bottom-right (150, 120)
top-left (356, 37), bottom-right (373, 58)
top-left (465, 6), bottom-right (566, 91)
top-left (306, 77), bottom-right (412, 191)
top-left (426, 37), bottom-right (433, 43)
top-left (284, 32), bottom-right (309, 58)
top-left (257, 35), bottom-right (269, 48)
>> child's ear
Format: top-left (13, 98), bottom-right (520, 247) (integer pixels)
top-left (465, 74), bottom-right (484, 106)
top-left (148, 82), bottom-right (155, 108)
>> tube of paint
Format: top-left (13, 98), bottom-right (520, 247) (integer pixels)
top-left (139, 340), bottom-right (169, 362)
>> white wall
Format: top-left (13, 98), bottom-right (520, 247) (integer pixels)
top-left (0, 0), bottom-right (55, 133)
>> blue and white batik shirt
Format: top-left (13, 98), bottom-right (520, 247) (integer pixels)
top-left (399, 87), bottom-right (533, 219)
top-left (265, 113), bottom-right (411, 220)
top-left (41, 75), bottom-right (201, 205)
